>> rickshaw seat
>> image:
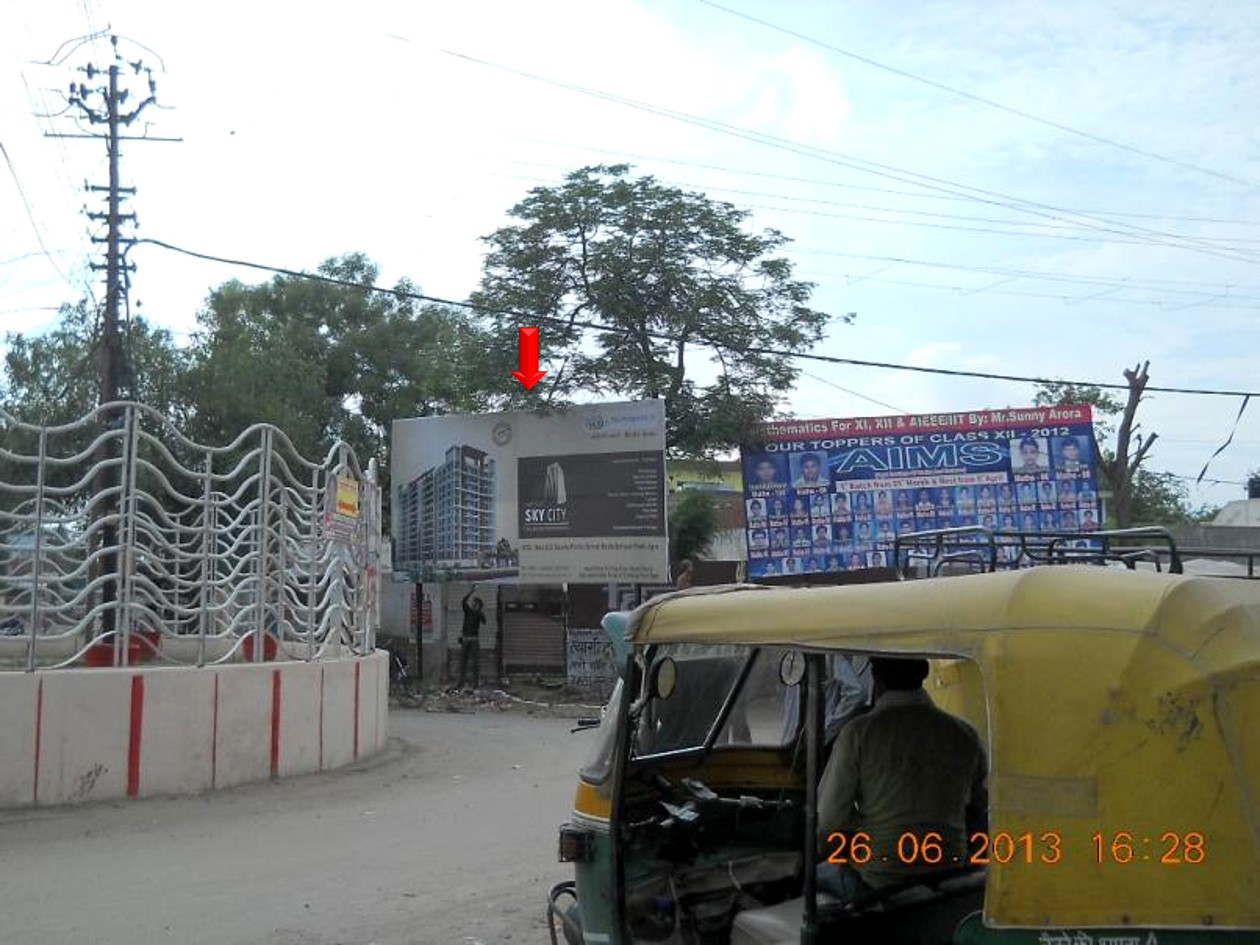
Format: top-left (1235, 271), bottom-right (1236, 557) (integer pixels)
top-left (730, 892), bottom-right (834, 945)
top-left (729, 866), bottom-right (986, 945)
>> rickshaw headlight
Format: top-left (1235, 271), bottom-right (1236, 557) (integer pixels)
top-left (558, 823), bottom-right (595, 863)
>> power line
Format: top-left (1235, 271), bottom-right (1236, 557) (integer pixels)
top-left (798, 369), bottom-right (908, 413)
top-left (495, 139), bottom-right (1260, 228)
top-left (129, 236), bottom-right (1260, 400)
top-left (0, 140), bottom-right (80, 290)
top-left (441, 50), bottom-right (1260, 266)
top-left (697, 0), bottom-right (1257, 190)
top-left (791, 248), bottom-right (1260, 296)
top-left (795, 271), bottom-right (1260, 311)
top-left (490, 168), bottom-right (1260, 308)
top-left (491, 168), bottom-right (1253, 252)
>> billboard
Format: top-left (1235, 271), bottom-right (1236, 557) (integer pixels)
top-left (740, 405), bottom-right (1103, 578)
top-left (392, 400), bottom-right (668, 584)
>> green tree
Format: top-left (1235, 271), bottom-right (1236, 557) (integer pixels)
top-left (474, 165), bottom-right (838, 457)
top-left (1, 301), bottom-right (187, 511)
top-left (669, 490), bottom-right (719, 564)
top-left (182, 253), bottom-right (500, 513)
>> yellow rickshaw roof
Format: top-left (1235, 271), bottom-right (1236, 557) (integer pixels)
top-left (628, 565), bottom-right (1260, 660)
top-left (625, 566), bottom-right (1260, 928)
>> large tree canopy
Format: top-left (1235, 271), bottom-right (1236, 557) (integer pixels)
top-left (2, 254), bottom-right (503, 526)
top-left (474, 165), bottom-right (839, 456)
top-left (183, 253), bottom-right (499, 474)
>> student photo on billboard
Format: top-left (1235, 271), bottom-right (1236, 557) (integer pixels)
top-left (813, 523), bottom-right (832, 550)
top-left (811, 493), bottom-right (831, 518)
top-left (831, 492), bottom-right (852, 520)
top-left (834, 522), bottom-right (853, 547)
top-left (747, 454), bottom-right (787, 491)
top-left (1053, 436), bottom-right (1091, 477)
top-left (767, 495), bottom-right (787, 523)
top-left (977, 485), bottom-right (996, 512)
top-left (790, 451), bottom-right (828, 490)
top-left (1058, 480), bottom-right (1077, 507)
top-left (851, 491), bottom-right (873, 518)
top-left (874, 489), bottom-right (893, 517)
top-left (955, 486), bottom-right (975, 514)
top-left (1011, 435), bottom-right (1050, 475)
top-left (790, 497), bottom-right (810, 523)
top-left (895, 490), bottom-right (913, 516)
top-left (1038, 480), bottom-right (1057, 507)
top-left (747, 498), bottom-right (767, 524)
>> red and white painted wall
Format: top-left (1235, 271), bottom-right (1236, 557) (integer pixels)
top-left (0, 651), bottom-right (388, 807)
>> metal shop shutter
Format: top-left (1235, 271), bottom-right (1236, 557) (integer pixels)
top-left (501, 608), bottom-right (565, 673)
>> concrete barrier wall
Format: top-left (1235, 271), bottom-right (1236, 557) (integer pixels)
top-left (0, 651), bottom-right (388, 808)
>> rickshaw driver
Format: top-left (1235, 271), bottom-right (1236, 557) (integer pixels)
top-left (815, 657), bottom-right (988, 904)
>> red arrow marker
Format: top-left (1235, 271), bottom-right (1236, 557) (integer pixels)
top-left (511, 326), bottom-right (547, 390)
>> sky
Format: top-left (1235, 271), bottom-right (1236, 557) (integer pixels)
top-left (3, 0), bottom-right (1260, 509)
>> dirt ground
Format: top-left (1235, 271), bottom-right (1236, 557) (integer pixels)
top-left (0, 704), bottom-right (592, 945)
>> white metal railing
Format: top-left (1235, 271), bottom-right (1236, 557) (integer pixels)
top-left (0, 402), bottom-right (380, 669)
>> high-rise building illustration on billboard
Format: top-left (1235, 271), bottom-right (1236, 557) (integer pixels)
top-left (396, 445), bottom-right (496, 569)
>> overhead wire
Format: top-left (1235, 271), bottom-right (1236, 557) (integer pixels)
top-left (497, 136), bottom-right (1260, 228)
top-left (128, 236), bottom-right (1260, 400)
top-left (15, 10), bottom-right (100, 306)
top-left (441, 50), bottom-right (1260, 266)
top-left (0, 140), bottom-right (78, 289)
top-left (797, 369), bottom-right (909, 413)
top-left (489, 168), bottom-right (1249, 251)
top-left (486, 167), bottom-right (1260, 309)
top-left (696, 0), bottom-right (1257, 190)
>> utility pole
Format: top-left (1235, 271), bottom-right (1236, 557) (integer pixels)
top-left (44, 34), bottom-right (179, 645)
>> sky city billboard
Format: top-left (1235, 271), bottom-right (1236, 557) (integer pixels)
top-left (392, 400), bottom-right (668, 584)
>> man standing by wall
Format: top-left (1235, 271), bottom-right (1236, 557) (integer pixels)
top-left (457, 585), bottom-right (486, 692)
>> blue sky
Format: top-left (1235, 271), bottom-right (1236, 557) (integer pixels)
top-left (2, 0), bottom-right (1259, 507)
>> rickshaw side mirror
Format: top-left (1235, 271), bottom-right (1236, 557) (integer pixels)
top-left (779, 650), bottom-right (806, 687)
top-left (649, 657), bottom-right (678, 700)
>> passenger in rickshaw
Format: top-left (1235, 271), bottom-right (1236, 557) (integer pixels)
top-left (780, 653), bottom-right (872, 747)
top-left (815, 657), bottom-right (988, 904)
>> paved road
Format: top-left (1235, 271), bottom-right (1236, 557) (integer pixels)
top-left (0, 709), bottom-right (588, 945)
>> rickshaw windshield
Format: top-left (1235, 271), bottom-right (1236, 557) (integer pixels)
top-left (631, 643), bottom-right (799, 758)
top-left (577, 678), bottom-right (623, 784)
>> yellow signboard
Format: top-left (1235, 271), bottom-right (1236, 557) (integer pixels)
top-left (334, 475), bottom-right (359, 519)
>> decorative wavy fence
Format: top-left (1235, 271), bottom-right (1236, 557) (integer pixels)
top-left (0, 402), bottom-right (381, 670)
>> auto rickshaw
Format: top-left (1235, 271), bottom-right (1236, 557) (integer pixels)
top-left (547, 564), bottom-right (1260, 944)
